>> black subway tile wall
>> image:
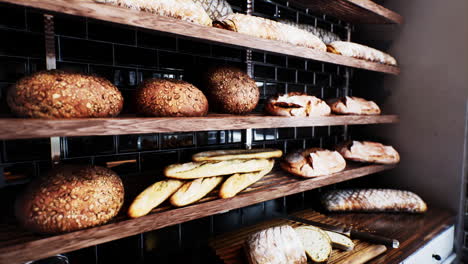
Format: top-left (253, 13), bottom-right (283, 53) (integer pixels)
top-left (0, 1), bottom-right (356, 263)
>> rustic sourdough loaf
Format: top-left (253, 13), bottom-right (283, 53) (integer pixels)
top-left (15, 165), bottom-right (124, 234)
top-left (327, 41), bottom-right (397, 66)
top-left (328, 96), bottom-right (381, 115)
top-left (336, 140), bottom-right (400, 164)
top-left (7, 70), bottom-right (123, 118)
top-left (281, 148), bottom-right (346, 178)
top-left (294, 226), bottom-right (332, 263)
top-left (265, 92), bottom-right (331, 117)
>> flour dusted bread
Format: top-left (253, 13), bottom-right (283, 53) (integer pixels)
top-left (294, 226), bottom-right (332, 263)
top-left (327, 41), bottom-right (397, 66)
top-left (192, 148), bottom-right (282, 162)
top-left (328, 96), bottom-right (381, 115)
top-left (281, 148), bottom-right (346, 178)
top-left (321, 189), bottom-right (428, 213)
top-left (266, 93), bottom-right (331, 117)
top-left (95, 0), bottom-right (212, 26)
top-left (245, 225), bottom-right (307, 264)
top-left (337, 140), bottom-right (400, 164)
top-left (324, 231), bottom-right (354, 251)
top-left (214, 14), bottom-right (326, 51)
top-left (170, 176), bottom-right (223, 206)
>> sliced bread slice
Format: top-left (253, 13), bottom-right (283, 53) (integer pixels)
top-left (324, 231), bottom-right (355, 251)
top-left (294, 226), bottom-right (332, 263)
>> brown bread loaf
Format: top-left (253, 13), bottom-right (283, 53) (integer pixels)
top-left (135, 78), bottom-right (209, 117)
top-left (15, 165), bottom-right (124, 234)
top-left (327, 41), bottom-right (397, 66)
top-left (7, 70), bottom-right (123, 118)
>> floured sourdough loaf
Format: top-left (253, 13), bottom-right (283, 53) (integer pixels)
top-left (322, 189), bottom-right (428, 213)
top-left (328, 96), bottom-right (381, 115)
top-left (95, 0), bottom-right (212, 26)
top-left (294, 226), bottom-right (332, 263)
top-left (324, 231), bottom-right (354, 251)
top-left (214, 14), bottom-right (326, 51)
top-left (281, 148), bottom-right (346, 178)
top-left (336, 140), bottom-right (400, 164)
top-left (265, 93), bottom-right (331, 117)
top-left (245, 225), bottom-right (307, 264)
top-left (327, 41), bottom-right (397, 66)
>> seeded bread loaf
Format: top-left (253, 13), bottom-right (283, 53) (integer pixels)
top-left (7, 70), bottom-right (123, 118)
top-left (281, 148), bottom-right (346, 178)
top-left (135, 78), bottom-right (209, 117)
top-left (15, 165), bottom-right (124, 234)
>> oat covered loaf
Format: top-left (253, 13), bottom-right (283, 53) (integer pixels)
top-left (281, 148), bottom-right (346, 178)
top-left (7, 70), bottom-right (123, 118)
top-left (337, 140), bottom-right (400, 164)
top-left (327, 41), bottom-right (397, 66)
top-left (214, 13), bottom-right (326, 51)
top-left (135, 78), bottom-right (209, 117)
top-left (204, 66), bottom-right (259, 114)
top-left (321, 189), bottom-right (428, 213)
top-left (328, 96), bottom-right (381, 115)
top-left (265, 92), bottom-right (331, 117)
top-left (94, 0), bottom-right (212, 26)
top-left (15, 165), bottom-right (124, 234)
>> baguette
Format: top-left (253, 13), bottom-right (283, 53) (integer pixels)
top-left (294, 226), bottom-right (332, 263)
top-left (324, 231), bottom-right (354, 251)
top-left (192, 148), bottom-right (282, 161)
top-left (128, 179), bottom-right (184, 218)
top-left (281, 148), bottom-right (346, 178)
top-left (327, 41), bottom-right (397, 66)
top-left (170, 176), bottom-right (223, 206)
top-left (219, 159), bottom-right (274, 198)
top-left (321, 189), bottom-right (428, 213)
top-left (336, 140), bottom-right (400, 164)
top-left (164, 159), bottom-right (272, 179)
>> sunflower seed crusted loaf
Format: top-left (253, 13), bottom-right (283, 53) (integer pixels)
top-left (321, 189), bottom-right (428, 213)
top-left (7, 70), bottom-right (123, 118)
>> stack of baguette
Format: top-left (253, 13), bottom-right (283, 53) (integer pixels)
top-left (128, 148), bottom-right (282, 218)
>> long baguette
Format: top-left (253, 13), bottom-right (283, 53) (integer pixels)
top-left (192, 148), bottom-right (282, 161)
top-left (220, 159), bottom-right (274, 198)
top-left (164, 159), bottom-right (272, 179)
top-left (170, 176), bottom-right (223, 206)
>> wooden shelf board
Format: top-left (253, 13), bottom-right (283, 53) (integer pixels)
top-left (291, 0), bottom-right (403, 24)
top-left (0, 163), bottom-right (395, 264)
top-left (0, 0), bottom-right (399, 75)
top-left (0, 114), bottom-right (398, 140)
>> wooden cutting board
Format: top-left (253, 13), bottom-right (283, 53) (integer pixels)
top-left (209, 210), bottom-right (387, 264)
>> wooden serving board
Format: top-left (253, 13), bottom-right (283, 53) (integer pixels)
top-left (210, 210), bottom-right (386, 264)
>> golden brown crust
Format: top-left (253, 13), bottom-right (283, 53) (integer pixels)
top-left (135, 78), bottom-right (209, 117)
top-left (328, 96), bottom-right (381, 115)
top-left (7, 70), bottom-right (123, 118)
top-left (281, 148), bottom-right (346, 178)
top-left (15, 165), bottom-right (124, 234)
top-left (327, 41), bottom-right (397, 66)
top-left (204, 66), bottom-right (259, 115)
top-left (265, 92), bottom-right (331, 117)
top-left (192, 148), bottom-right (282, 161)
top-left (336, 140), bottom-right (400, 164)
top-left (170, 176), bottom-right (223, 206)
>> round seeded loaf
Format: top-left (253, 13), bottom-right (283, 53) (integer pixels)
top-left (135, 78), bottom-right (209, 117)
top-left (7, 70), bottom-right (123, 118)
top-left (204, 66), bottom-right (259, 115)
top-left (15, 165), bottom-right (124, 234)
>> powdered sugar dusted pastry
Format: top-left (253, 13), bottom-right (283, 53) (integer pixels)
top-left (281, 148), bottom-right (346, 178)
top-left (337, 141), bottom-right (400, 164)
top-left (321, 189), bottom-right (427, 213)
top-left (214, 14), bottom-right (326, 51)
top-left (265, 93), bottom-right (331, 117)
top-left (327, 41), bottom-right (397, 66)
top-left (328, 96), bottom-right (381, 115)
top-left (94, 0), bottom-right (213, 26)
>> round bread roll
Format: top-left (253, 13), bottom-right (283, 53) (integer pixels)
top-left (204, 66), bottom-right (259, 114)
top-left (7, 70), bottom-right (123, 118)
top-left (135, 78), bottom-right (208, 117)
top-left (15, 165), bottom-right (124, 234)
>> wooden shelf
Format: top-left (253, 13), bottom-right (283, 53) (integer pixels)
top-left (291, 0), bottom-right (403, 24)
top-left (0, 163), bottom-right (394, 264)
top-left (0, 114), bottom-right (398, 139)
top-left (0, 0), bottom-right (399, 75)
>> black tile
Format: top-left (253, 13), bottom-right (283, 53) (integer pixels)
top-left (254, 65), bottom-right (275, 80)
top-left (315, 126), bottom-right (329, 137)
top-left (322, 86), bottom-right (338, 99)
top-left (296, 127), bottom-right (312, 139)
top-left (161, 133), bottom-right (194, 149)
top-left (0, 29), bottom-right (44, 58)
top-left (277, 7), bottom-right (297, 21)
top-left (113, 68), bottom-right (138, 87)
top-left (65, 136), bottom-right (115, 158)
top-left (277, 68), bottom-right (295, 82)
top-left (264, 82), bottom-right (285, 97)
top-left (306, 85), bottom-right (322, 97)
top-left (286, 193), bottom-right (305, 213)
top-left (251, 52), bottom-right (264, 63)
top-left (266, 54), bottom-right (286, 66)
top-left (59, 37), bottom-right (113, 64)
top-left (141, 151), bottom-right (178, 171)
top-left (264, 198), bottom-right (285, 217)
top-left (307, 61), bottom-right (323, 72)
top-left (178, 39), bottom-right (211, 55)
top-left (264, 128), bottom-right (276, 141)
top-left (277, 128), bottom-right (294, 140)
top-left (88, 65), bottom-right (115, 82)
top-left (181, 218), bottom-right (211, 248)
top-left (253, 129), bottom-right (265, 141)
top-left (55, 15), bottom-right (86, 38)
top-left (0, 3), bottom-right (26, 29)
top-left (241, 203), bottom-right (265, 225)
top-left (98, 235), bottom-right (142, 264)
top-left (253, 1), bottom-right (276, 17)
top-left (137, 30), bottom-right (176, 50)
top-left (213, 209), bottom-right (241, 234)
top-left (331, 74), bottom-right (346, 87)
top-left (287, 83), bottom-right (305, 93)
top-left (4, 139), bottom-right (50, 162)
top-left (88, 19), bottom-right (136, 45)
top-left (159, 51), bottom-right (193, 70)
top-left (94, 154), bottom-right (138, 174)
top-left (28, 58), bottom-right (46, 73)
top-left (305, 137), bottom-right (321, 148)
top-left (212, 45), bottom-right (241, 60)
top-left (0, 57), bottom-right (27, 82)
top-left (298, 13), bottom-right (316, 26)
top-left (298, 71), bottom-right (314, 84)
top-left (2, 162), bottom-right (35, 184)
top-left (114, 45), bottom-right (156, 68)
top-left (196, 131), bottom-right (219, 146)
top-left (315, 72), bottom-right (331, 86)
top-left (288, 57), bottom-right (305, 69)
top-left (330, 125), bottom-right (344, 137)
top-left (25, 10), bottom-right (44, 33)
top-left (316, 19), bottom-right (332, 31)
top-left (286, 139), bottom-right (304, 153)
top-left (56, 61), bottom-right (88, 73)
top-left (324, 63), bottom-right (338, 74)
top-left (66, 246), bottom-right (96, 264)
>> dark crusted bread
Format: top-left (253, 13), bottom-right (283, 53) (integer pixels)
top-left (15, 165), bottom-right (124, 234)
top-left (204, 66), bottom-right (259, 115)
top-left (135, 78), bottom-right (209, 117)
top-left (7, 70), bottom-right (123, 118)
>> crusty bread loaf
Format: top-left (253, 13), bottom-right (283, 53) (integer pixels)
top-left (204, 66), bottom-right (259, 114)
top-left (135, 78), bottom-right (209, 117)
top-left (192, 148), bottom-right (282, 162)
top-left (265, 93), bottom-right (331, 117)
top-left (15, 165), bottom-right (124, 234)
top-left (281, 148), bottom-right (346, 178)
top-left (336, 141), bottom-right (400, 164)
top-left (7, 70), bottom-right (123, 118)
top-left (324, 231), bottom-right (354, 251)
top-left (245, 225), bottom-right (307, 264)
top-left (328, 96), bottom-right (381, 115)
top-left (327, 41), bottom-right (397, 66)
top-left (219, 159), bottom-right (274, 198)
top-left (193, 0), bottom-right (233, 20)
top-left (294, 226), bottom-right (332, 263)
top-left (128, 179), bottom-right (184, 218)
top-left (94, 0), bottom-right (213, 26)
top-left (214, 14), bottom-right (326, 52)
top-left (164, 159), bottom-right (272, 179)
top-left (321, 189), bottom-right (428, 213)
top-left (170, 176), bottom-right (223, 206)
top-left (278, 20), bottom-right (340, 45)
